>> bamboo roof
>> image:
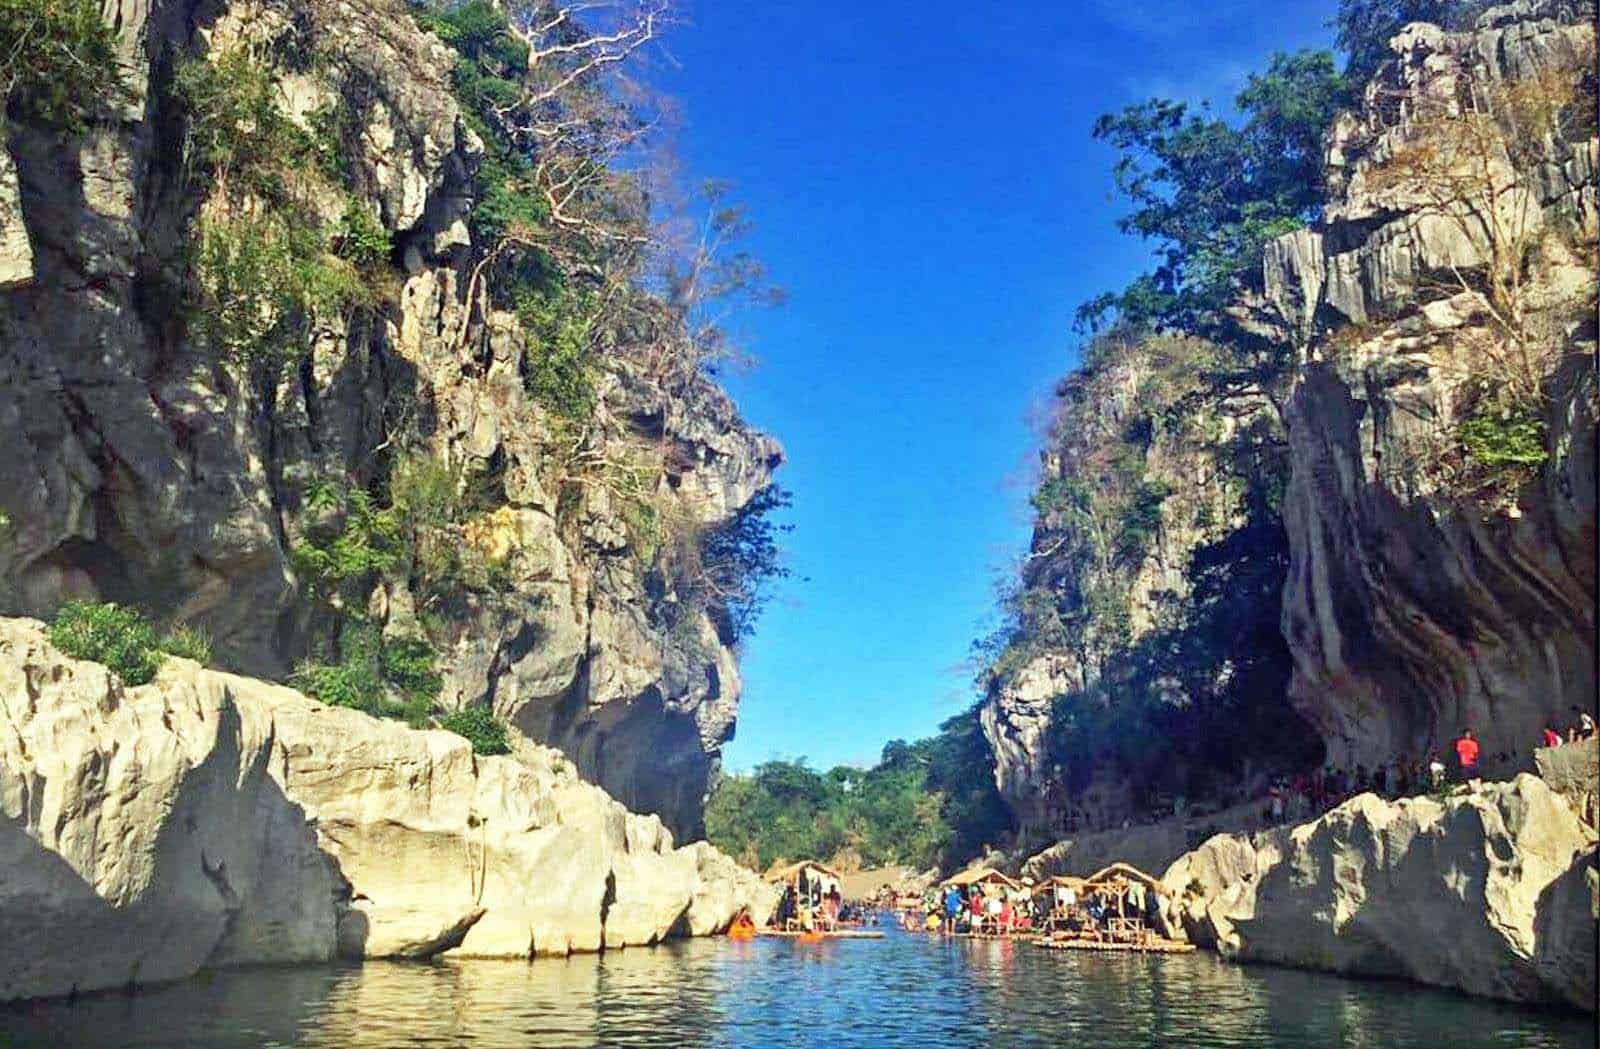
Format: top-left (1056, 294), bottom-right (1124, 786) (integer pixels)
top-left (763, 860), bottom-right (841, 884)
top-left (941, 866), bottom-right (1020, 890)
top-left (1033, 875), bottom-right (1088, 894)
top-left (1082, 862), bottom-right (1166, 894)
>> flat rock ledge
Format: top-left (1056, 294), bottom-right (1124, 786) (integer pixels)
top-left (0, 618), bottom-right (776, 1003)
top-left (1161, 774), bottom-right (1598, 1011)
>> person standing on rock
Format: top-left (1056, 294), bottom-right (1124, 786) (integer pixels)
top-left (1453, 729), bottom-right (1480, 786)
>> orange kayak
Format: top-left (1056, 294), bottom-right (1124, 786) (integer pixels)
top-left (727, 917), bottom-right (758, 940)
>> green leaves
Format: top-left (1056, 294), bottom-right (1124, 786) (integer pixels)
top-left (1459, 404), bottom-right (1548, 470)
top-left (704, 704), bottom-right (1012, 871)
top-left (698, 485), bottom-right (793, 645)
top-left (48, 602), bottom-right (216, 685)
top-left (438, 705), bottom-right (511, 756)
top-left (49, 602), bottom-right (163, 686)
top-left (1083, 50), bottom-right (1350, 336)
top-left (516, 283), bottom-right (600, 418)
top-left (292, 482), bottom-right (404, 592)
top-left (0, 0), bottom-right (128, 131)
top-left (291, 621), bottom-right (443, 726)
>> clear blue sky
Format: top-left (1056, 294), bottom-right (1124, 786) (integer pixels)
top-left (655, 1), bottom-right (1338, 771)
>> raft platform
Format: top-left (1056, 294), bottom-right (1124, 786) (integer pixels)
top-left (1032, 937), bottom-right (1195, 954)
top-left (758, 929), bottom-right (887, 939)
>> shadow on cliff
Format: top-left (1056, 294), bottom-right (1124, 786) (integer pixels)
top-left (1530, 846), bottom-right (1599, 1010)
top-left (0, 820), bottom-right (124, 1002)
top-left (0, 698), bottom-right (371, 1003)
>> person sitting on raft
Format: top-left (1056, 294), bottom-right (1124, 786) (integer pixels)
top-left (728, 910), bottom-right (757, 938)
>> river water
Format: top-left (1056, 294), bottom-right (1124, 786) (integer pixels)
top-left (1, 929), bottom-right (1591, 1048)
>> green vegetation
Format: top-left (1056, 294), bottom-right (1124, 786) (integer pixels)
top-left (48, 602), bottom-right (218, 685)
top-left (1459, 404), bottom-right (1548, 470)
top-left (1042, 518), bottom-right (1322, 807)
top-left (292, 622), bottom-right (511, 754)
top-left (0, 0), bottom-right (127, 131)
top-left (516, 284), bottom-right (599, 418)
top-left (438, 705), bottom-right (512, 756)
top-left (698, 486), bottom-right (794, 645)
top-left (291, 622), bottom-right (437, 723)
top-left (160, 625), bottom-right (214, 665)
top-left (705, 705), bottom-right (1013, 872)
top-left (49, 602), bottom-right (164, 686)
top-left (176, 48), bottom-right (384, 372)
top-left (1079, 50), bottom-right (1350, 338)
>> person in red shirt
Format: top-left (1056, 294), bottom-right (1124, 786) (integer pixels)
top-left (1542, 726), bottom-right (1562, 748)
top-left (1454, 729), bottom-right (1481, 783)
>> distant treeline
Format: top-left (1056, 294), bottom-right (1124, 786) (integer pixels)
top-left (705, 705), bottom-right (1013, 872)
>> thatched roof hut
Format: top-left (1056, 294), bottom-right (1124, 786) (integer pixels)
top-left (1083, 863), bottom-right (1166, 895)
top-left (763, 860), bottom-right (842, 885)
top-left (941, 867), bottom-right (1020, 891)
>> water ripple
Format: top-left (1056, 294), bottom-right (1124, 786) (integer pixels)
top-left (0, 929), bottom-right (1591, 1048)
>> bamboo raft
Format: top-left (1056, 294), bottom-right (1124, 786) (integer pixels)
top-left (758, 929), bottom-right (887, 939)
top-left (1032, 936), bottom-right (1195, 954)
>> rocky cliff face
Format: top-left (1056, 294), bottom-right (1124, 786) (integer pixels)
top-left (979, 343), bottom-right (1276, 830)
top-left (0, 617), bottom-right (776, 1002)
top-left (981, 0), bottom-right (1596, 832)
top-left (1161, 773), bottom-right (1597, 1011)
top-left (1261, 1), bottom-right (1598, 777)
top-left (0, 0), bottom-right (780, 838)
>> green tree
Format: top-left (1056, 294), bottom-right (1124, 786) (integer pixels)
top-left (0, 0), bottom-right (127, 131)
top-left (1080, 51), bottom-right (1350, 337)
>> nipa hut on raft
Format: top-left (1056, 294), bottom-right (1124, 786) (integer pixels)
top-left (764, 861), bottom-right (842, 898)
top-left (940, 867), bottom-right (1020, 892)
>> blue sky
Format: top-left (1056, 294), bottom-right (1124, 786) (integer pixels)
top-left (655, 0), bottom-right (1338, 771)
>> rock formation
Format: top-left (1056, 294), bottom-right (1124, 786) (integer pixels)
top-left (0, 617), bottom-right (775, 1003)
top-left (1161, 775), bottom-right (1598, 1011)
top-left (0, 0), bottom-right (782, 839)
top-left (980, 0), bottom-right (1597, 831)
top-left (1264, 0), bottom-right (1598, 778)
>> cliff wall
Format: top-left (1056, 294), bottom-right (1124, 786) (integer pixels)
top-left (1263, 2), bottom-right (1597, 776)
top-left (0, 616), bottom-right (775, 1003)
top-left (1161, 770), bottom-right (1597, 1011)
top-left (980, 0), bottom-right (1596, 832)
top-left (0, 0), bottom-right (781, 837)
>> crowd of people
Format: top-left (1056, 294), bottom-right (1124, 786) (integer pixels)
top-left (1260, 712), bottom-right (1595, 827)
top-left (916, 881), bottom-right (1040, 936)
top-left (772, 870), bottom-right (868, 933)
top-left (898, 871), bottom-right (1168, 943)
top-left (1039, 709), bottom-right (1600, 839)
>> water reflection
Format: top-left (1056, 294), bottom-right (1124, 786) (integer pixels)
top-left (0, 930), bottom-right (1590, 1048)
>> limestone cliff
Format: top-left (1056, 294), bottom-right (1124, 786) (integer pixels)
top-left (1260, 2), bottom-right (1598, 777)
top-left (0, 0), bottom-right (782, 838)
top-left (0, 616), bottom-right (776, 1003)
top-left (1161, 770), bottom-right (1598, 1011)
top-left (980, 0), bottom-right (1596, 832)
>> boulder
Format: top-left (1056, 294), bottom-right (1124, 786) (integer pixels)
top-left (1162, 777), bottom-right (1598, 1010)
top-left (0, 618), bottom-right (775, 1002)
top-left (1536, 738), bottom-right (1599, 828)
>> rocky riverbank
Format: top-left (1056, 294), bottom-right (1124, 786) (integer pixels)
top-left (1160, 750), bottom-right (1597, 1012)
top-left (0, 617), bottom-right (775, 1003)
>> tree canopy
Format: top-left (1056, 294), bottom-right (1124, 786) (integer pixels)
top-left (1078, 51), bottom-right (1350, 337)
top-left (704, 705), bottom-right (1013, 872)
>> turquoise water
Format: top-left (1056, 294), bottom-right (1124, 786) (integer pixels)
top-left (0, 929), bottom-right (1592, 1048)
